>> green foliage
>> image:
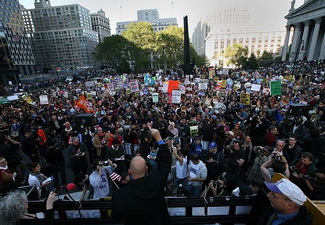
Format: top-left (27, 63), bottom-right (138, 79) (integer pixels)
top-left (224, 43), bottom-right (249, 68)
top-left (246, 53), bottom-right (259, 69)
top-left (94, 22), bottom-right (203, 73)
top-left (94, 35), bottom-right (134, 73)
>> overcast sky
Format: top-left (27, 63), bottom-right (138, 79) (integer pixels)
top-left (19, 0), bottom-right (305, 35)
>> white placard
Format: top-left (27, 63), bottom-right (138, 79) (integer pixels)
top-left (91, 91), bottom-right (97, 96)
top-left (63, 92), bottom-right (69, 98)
top-left (198, 83), bottom-right (208, 90)
top-left (251, 84), bottom-right (261, 92)
top-left (162, 83), bottom-right (168, 93)
top-left (172, 90), bottom-right (182, 104)
top-left (7, 95), bottom-right (19, 101)
top-left (85, 81), bottom-right (95, 87)
top-left (39, 95), bottom-right (48, 105)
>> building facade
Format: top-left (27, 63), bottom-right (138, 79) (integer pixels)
top-left (22, 0), bottom-right (99, 70)
top-left (0, 0), bottom-right (35, 78)
top-left (91, 9), bottom-right (111, 43)
top-left (116, 9), bottom-right (177, 34)
top-left (282, 0), bottom-right (325, 62)
top-left (205, 29), bottom-right (286, 67)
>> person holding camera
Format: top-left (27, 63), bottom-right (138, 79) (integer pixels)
top-left (260, 154), bottom-right (290, 182)
top-left (201, 175), bottom-right (228, 197)
top-left (89, 158), bottom-right (117, 199)
top-left (289, 152), bottom-right (317, 188)
top-left (112, 128), bottom-right (172, 225)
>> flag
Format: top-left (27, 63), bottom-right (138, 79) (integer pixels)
top-left (109, 172), bottom-right (121, 182)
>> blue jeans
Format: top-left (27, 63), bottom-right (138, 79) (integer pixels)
top-left (188, 183), bottom-right (202, 198)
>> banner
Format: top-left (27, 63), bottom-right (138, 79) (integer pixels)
top-left (240, 93), bottom-right (250, 105)
top-left (152, 93), bottom-right (159, 103)
top-left (270, 80), bottom-right (282, 96)
top-left (75, 95), bottom-right (93, 113)
top-left (172, 90), bottom-right (182, 104)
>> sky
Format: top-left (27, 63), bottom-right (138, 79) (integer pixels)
top-left (19, 0), bottom-right (305, 35)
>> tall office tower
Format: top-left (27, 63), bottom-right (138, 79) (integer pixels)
top-left (0, 0), bottom-right (35, 83)
top-left (22, 0), bottom-right (99, 70)
top-left (116, 9), bottom-right (177, 34)
top-left (91, 9), bottom-right (111, 43)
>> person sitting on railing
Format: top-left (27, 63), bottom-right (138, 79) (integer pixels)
top-left (258, 178), bottom-right (312, 225)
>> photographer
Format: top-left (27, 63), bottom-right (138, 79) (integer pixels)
top-left (260, 154), bottom-right (290, 182)
top-left (201, 175), bottom-right (228, 197)
top-left (89, 158), bottom-right (117, 199)
top-left (112, 128), bottom-right (172, 225)
top-left (304, 169), bottom-right (325, 200)
top-left (289, 152), bottom-right (317, 184)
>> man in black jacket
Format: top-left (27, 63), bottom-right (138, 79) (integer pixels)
top-left (112, 128), bottom-right (172, 225)
top-left (258, 178), bottom-right (312, 225)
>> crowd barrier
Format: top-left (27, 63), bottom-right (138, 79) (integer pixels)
top-left (28, 195), bottom-right (258, 225)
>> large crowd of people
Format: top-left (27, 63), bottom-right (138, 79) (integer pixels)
top-left (0, 60), bottom-right (325, 224)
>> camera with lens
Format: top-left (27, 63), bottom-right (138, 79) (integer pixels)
top-left (302, 174), bottom-right (314, 180)
top-left (212, 181), bottom-right (220, 189)
top-left (272, 153), bottom-right (281, 160)
top-left (290, 165), bottom-right (301, 174)
top-left (98, 160), bottom-right (110, 166)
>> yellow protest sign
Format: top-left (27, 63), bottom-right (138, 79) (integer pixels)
top-left (240, 93), bottom-right (251, 105)
top-left (221, 80), bottom-right (226, 88)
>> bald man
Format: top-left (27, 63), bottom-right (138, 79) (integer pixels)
top-left (112, 128), bottom-right (172, 225)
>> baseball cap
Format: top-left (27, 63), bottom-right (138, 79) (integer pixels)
top-left (266, 178), bottom-right (306, 206)
top-left (209, 142), bottom-right (217, 148)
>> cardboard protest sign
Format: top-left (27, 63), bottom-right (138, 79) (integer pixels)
top-left (85, 81), bottom-right (95, 87)
top-left (221, 80), bottom-right (227, 88)
top-left (240, 93), bottom-right (250, 105)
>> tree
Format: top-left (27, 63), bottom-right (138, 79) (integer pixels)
top-left (245, 53), bottom-right (259, 69)
top-left (224, 43), bottom-right (249, 68)
top-left (94, 35), bottom-right (134, 73)
top-left (259, 51), bottom-right (274, 66)
top-left (156, 26), bottom-right (184, 69)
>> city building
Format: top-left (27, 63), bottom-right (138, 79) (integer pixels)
top-left (0, 0), bottom-right (35, 81)
top-left (91, 9), bottom-right (111, 43)
top-left (116, 9), bottom-right (177, 34)
top-left (282, 0), bottom-right (325, 62)
top-left (22, 0), bottom-right (99, 70)
top-left (192, 1), bottom-right (288, 67)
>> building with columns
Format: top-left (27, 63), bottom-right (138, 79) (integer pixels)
top-left (282, 0), bottom-right (325, 62)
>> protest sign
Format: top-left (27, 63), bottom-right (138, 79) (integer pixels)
top-left (152, 93), bottom-right (159, 103)
top-left (240, 93), bottom-right (250, 105)
top-left (251, 84), bottom-right (261, 92)
top-left (270, 80), bottom-right (282, 96)
top-left (129, 80), bottom-right (139, 92)
top-left (190, 126), bottom-right (199, 137)
top-left (75, 95), bottom-right (93, 113)
top-left (39, 95), bottom-right (49, 105)
top-left (172, 90), bottom-right (182, 104)
top-left (198, 83), bottom-right (208, 90)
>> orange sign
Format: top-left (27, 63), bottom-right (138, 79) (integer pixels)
top-left (168, 80), bottom-right (180, 94)
top-left (75, 95), bottom-right (94, 113)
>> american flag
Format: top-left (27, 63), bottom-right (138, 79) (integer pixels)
top-left (109, 172), bottom-right (121, 182)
